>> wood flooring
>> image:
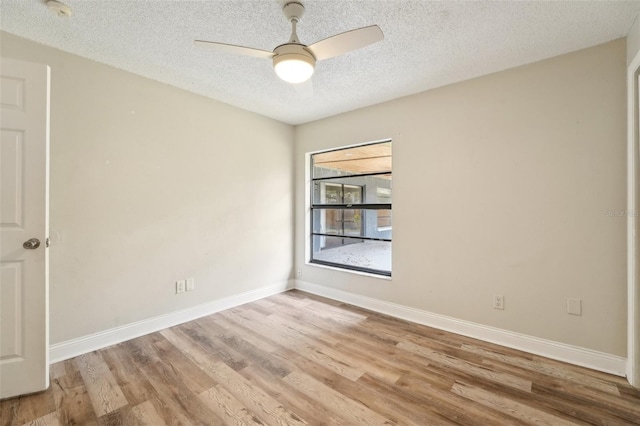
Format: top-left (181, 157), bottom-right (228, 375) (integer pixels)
top-left (2, 290), bottom-right (640, 425)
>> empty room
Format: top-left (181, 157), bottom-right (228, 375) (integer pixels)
top-left (2, 0), bottom-right (640, 424)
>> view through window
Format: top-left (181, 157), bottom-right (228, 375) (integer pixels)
top-left (310, 140), bottom-right (392, 276)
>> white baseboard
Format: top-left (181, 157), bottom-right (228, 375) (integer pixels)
top-left (294, 280), bottom-right (627, 377)
top-left (49, 280), bottom-right (294, 364)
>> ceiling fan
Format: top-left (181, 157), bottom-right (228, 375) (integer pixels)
top-left (194, 1), bottom-right (384, 84)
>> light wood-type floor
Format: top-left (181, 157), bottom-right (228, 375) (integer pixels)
top-left (2, 290), bottom-right (640, 425)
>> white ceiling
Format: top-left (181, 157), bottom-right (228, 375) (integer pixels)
top-left (1, 0), bottom-right (638, 125)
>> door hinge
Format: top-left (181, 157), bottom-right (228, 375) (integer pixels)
top-left (45, 237), bottom-right (50, 248)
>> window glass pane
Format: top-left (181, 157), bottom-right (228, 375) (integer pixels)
top-left (312, 176), bottom-right (392, 205)
top-left (377, 210), bottom-right (392, 229)
top-left (342, 209), bottom-right (362, 236)
top-left (313, 209), bottom-right (392, 240)
top-left (343, 186), bottom-right (362, 204)
top-left (313, 208), bottom-right (342, 234)
top-left (320, 183), bottom-right (343, 204)
top-left (312, 236), bottom-right (391, 274)
top-left (313, 141), bottom-right (391, 179)
top-left (310, 140), bottom-right (391, 276)
top-left (376, 187), bottom-right (392, 203)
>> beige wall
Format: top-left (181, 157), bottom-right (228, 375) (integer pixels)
top-left (295, 39), bottom-right (627, 356)
top-left (1, 32), bottom-right (295, 344)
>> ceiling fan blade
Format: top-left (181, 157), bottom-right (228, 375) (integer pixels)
top-left (308, 25), bottom-right (383, 61)
top-left (194, 40), bottom-right (273, 60)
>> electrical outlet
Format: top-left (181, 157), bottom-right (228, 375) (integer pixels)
top-left (493, 294), bottom-right (504, 310)
top-left (186, 278), bottom-right (195, 291)
top-left (176, 280), bottom-right (186, 294)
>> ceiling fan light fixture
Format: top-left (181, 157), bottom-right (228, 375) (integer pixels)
top-left (194, 1), bottom-right (384, 87)
top-left (273, 45), bottom-right (315, 84)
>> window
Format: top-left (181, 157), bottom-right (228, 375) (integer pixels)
top-left (310, 140), bottom-right (392, 276)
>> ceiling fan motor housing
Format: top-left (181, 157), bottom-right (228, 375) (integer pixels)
top-left (273, 44), bottom-right (316, 83)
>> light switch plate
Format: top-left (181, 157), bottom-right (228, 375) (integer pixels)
top-left (567, 298), bottom-right (582, 316)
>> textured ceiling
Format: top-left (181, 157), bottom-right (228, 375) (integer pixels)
top-left (1, 0), bottom-right (638, 125)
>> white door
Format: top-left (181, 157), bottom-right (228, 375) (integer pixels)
top-left (0, 58), bottom-right (50, 399)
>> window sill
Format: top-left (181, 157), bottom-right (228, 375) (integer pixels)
top-left (306, 261), bottom-right (392, 281)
